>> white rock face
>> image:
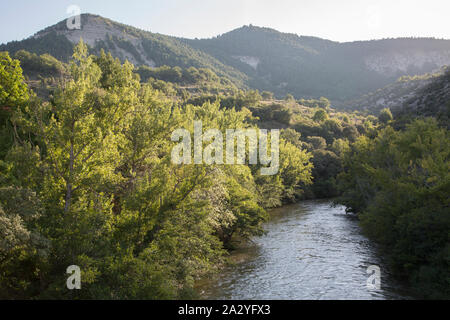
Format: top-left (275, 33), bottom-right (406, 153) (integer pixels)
top-left (365, 51), bottom-right (450, 76)
top-left (64, 16), bottom-right (121, 47)
top-left (36, 15), bottom-right (156, 67)
top-left (232, 56), bottom-right (260, 69)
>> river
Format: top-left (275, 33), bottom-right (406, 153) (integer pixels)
top-left (199, 200), bottom-right (413, 300)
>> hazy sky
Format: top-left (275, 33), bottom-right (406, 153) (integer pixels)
top-left (1, 0), bottom-right (449, 44)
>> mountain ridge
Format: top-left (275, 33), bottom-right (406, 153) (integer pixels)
top-left (1, 14), bottom-right (248, 88)
top-left (2, 13), bottom-right (450, 104)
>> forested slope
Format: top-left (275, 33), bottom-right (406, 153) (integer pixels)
top-left (2, 14), bottom-right (450, 104)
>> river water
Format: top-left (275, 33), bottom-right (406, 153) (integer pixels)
top-left (199, 200), bottom-right (413, 300)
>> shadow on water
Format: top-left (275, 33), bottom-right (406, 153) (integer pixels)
top-left (197, 199), bottom-right (415, 300)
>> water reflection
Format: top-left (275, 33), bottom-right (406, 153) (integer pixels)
top-left (199, 200), bottom-right (413, 300)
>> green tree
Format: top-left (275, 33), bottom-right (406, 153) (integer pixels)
top-left (378, 108), bottom-right (393, 124)
top-left (261, 91), bottom-right (274, 100)
top-left (284, 93), bottom-right (295, 101)
top-left (306, 136), bottom-right (327, 150)
top-left (0, 52), bottom-right (29, 159)
top-left (318, 97), bottom-right (331, 110)
top-left (313, 108), bottom-right (328, 123)
top-left (0, 52), bottom-right (29, 113)
top-left (337, 118), bottom-right (450, 298)
top-left (0, 41), bottom-right (316, 299)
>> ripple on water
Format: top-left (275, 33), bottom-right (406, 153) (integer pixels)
top-left (199, 200), bottom-right (413, 300)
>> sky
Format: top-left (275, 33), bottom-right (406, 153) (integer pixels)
top-left (1, 0), bottom-right (449, 45)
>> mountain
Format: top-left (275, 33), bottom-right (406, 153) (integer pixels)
top-left (1, 13), bottom-right (450, 104)
top-left (188, 26), bottom-right (450, 101)
top-left (0, 14), bottom-right (248, 87)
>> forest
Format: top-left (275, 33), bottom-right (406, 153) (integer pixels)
top-left (0, 40), bottom-right (449, 299)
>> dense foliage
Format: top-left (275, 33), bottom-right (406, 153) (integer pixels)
top-left (13, 50), bottom-right (67, 78)
top-left (0, 42), bottom-right (313, 299)
top-left (337, 119), bottom-right (450, 298)
top-left (0, 51), bottom-right (29, 158)
top-left (1, 28), bottom-right (449, 299)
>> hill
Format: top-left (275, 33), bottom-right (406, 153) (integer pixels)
top-left (189, 26), bottom-right (450, 101)
top-left (396, 67), bottom-right (450, 125)
top-left (342, 67), bottom-right (446, 113)
top-left (0, 14), bottom-right (248, 88)
top-left (2, 14), bottom-right (450, 104)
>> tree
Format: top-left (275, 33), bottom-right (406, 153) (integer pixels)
top-left (272, 105), bottom-right (292, 125)
top-left (337, 118), bottom-right (450, 298)
top-left (0, 41), bottom-right (316, 299)
top-left (0, 52), bottom-right (29, 159)
top-left (342, 115), bottom-right (349, 123)
top-left (284, 93), bottom-right (295, 101)
top-left (318, 97), bottom-right (331, 110)
top-left (0, 187), bottom-right (48, 299)
top-left (278, 140), bottom-right (313, 201)
top-left (0, 52), bottom-right (29, 113)
top-left (261, 91), bottom-right (274, 100)
top-left (306, 136), bottom-right (327, 150)
top-left (313, 108), bottom-right (328, 123)
top-left (378, 108), bottom-right (393, 124)
top-left (5, 41), bottom-right (137, 298)
top-left (281, 128), bottom-right (303, 149)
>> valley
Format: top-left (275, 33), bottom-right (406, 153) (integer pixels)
top-left (0, 11), bottom-right (448, 300)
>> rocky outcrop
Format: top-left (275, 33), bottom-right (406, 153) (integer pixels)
top-left (232, 55), bottom-right (260, 69)
top-left (34, 15), bottom-right (156, 66)
top-left (365, 51), bottom-right (450, 77)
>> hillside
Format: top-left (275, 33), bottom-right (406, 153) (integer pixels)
top-left (1, 13), bottom-right (450, 104)
top-left (189, 26), bottom-right (450, 101)
top-left (396, 68), bottom-right (450, 125)
top-left (342, 67), bottom-right (447, 113)
top-left (342, 65), bottom-right (450, 124)
top-left (0, 14), bottom-right (248, 88)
